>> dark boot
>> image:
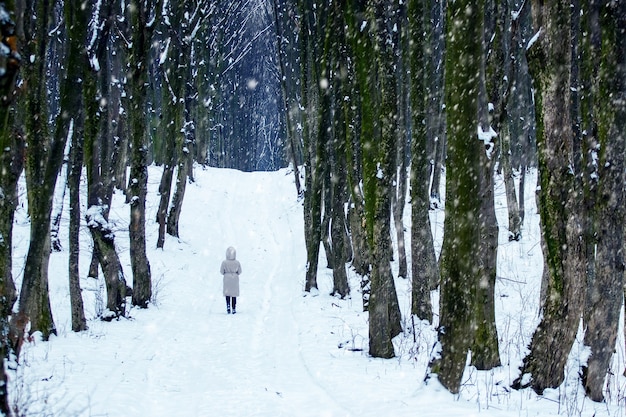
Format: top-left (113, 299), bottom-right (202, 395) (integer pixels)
top-left (226, 297), bottom-right (231, 314)
top-left (232, 297), bottom-right (237, 314)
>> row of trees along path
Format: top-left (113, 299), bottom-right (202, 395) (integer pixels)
top-left (0, 0), bottom-right (283, 413)
top-left (278, 0), bottom-right (626, 403)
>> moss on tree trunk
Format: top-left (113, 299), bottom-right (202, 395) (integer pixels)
top-left (580, 0), bottom-right (626, 401)
top-left (365, 0), bottom-right (403, 359)
top-left (433, 0), bottom-right (493, 393)
top-left (513, 0), bottom-right (587, 394)
top-left (0, 4), bottom-right (22, 409)
top-left (408, 0), bottom-right (437, 323)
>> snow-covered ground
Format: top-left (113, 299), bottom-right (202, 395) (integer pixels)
top-left (9, 165), bottom-right (626, 416)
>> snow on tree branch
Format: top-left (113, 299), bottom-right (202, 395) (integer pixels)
top-left (87, 0), bottom-right (104, 71)
top-left (477, 125), bottom-right (497, 159)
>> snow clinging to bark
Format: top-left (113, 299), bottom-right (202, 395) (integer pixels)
top-left (526, 28), bottom-right (542, 51)
top-left (477, 125), bottom-right (497, 159)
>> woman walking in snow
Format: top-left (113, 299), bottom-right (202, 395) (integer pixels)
top-left (220, 246), bottom-right (241, 314)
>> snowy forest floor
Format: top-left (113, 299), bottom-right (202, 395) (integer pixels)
top-left (9, 165), bottom-right (626, 417)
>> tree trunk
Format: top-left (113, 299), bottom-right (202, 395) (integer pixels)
top-left (392, 148), bottom-right (408, 279)
top-left (156, 50), bottom-right (179, 248)
top-left (114, 123), bottom-right (129, 192)
top-left (303, 129), bottom-right (324, 293)
top-left (167, 151), bottom-right (191, 238)
top-left (126, 0), bottom-right (157, 308)
top-left (366, 0), bottom-right (403, 359)
top-left (162, 1), bottom-right (205, 241)
top-left (0, 126), bottom-right (20, 417)
top-left (580, 0), bottom-right (626, 402)
top-left (339, 7), bottom-right (370, 308)
top-left (86, 206), bottom-right (128, 319)
top-left (519, 166), bottom-right (526, 224)
top-left (471, 0), bottom-right (511, 371)
top-left (63, 0), bottom-right (88, 331)
top-left (429, 140), bottom-right (444, 206)
top-left (348, 204), bottom-right (371, 309)
top-left (128, 129), bottom-right (153, 309)
top-left (393, 9), bottom-right (409, 279)
top-left (156, 72), bottom-right (178, 247)
top-left (502, 0), bottom-right (532, 241)
top-left (501, 123), bottom-right (522, 241)
top-left (408, 0), bottom-right (438, 323)
top-left (329, 10), bottom-right (350, 298)
top-left (330, 165), bottom-right (349, 297)
top-left (508, 0), bottom-right (536, 173)
top-left (299, 0), bottom-right (323, 293)
top-left (16, 0), bottom-right (67, 341)
top-left (347, 192), bottom-right (371, 306)
top-left (272, 0), bottom-right (302, 197)
top-left (512, 0), bottom-right (587, 394)
top-left (110, 28), bottom-right (128, 194)
top-left (18, 221), bottom-right (56, 338)
top-left (156, 162), bottom-right (175, 247)
top-left (321, 180), bottom-right (332, 269)
top-left (83, 1), bottom-right (128, 318)
top-left (0, 5), bottom-right (22, 411)
top-left (88, 249), bottom-right (100, 278)
top-left (50, 166), bottom-right (68, 252)
top-left (472, 149), bottom-right (501, 369)
top-left (427, 0), bottom-right (447, 208)
top-left (68, 129), bottom-right (87, 332)
top-left (432, 0), bottom-right (486, 392)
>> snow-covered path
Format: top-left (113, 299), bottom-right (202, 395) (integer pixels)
top-left (14, 167), bottom-right (359, 416)
top-left (162, 167), bottom-right (348, 416)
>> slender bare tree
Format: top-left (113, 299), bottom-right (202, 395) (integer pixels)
top-left (125, 0), bottom-right (162, 308)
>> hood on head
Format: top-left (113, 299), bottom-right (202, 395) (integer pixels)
top-left (226, 246), bottom-right (236, 260)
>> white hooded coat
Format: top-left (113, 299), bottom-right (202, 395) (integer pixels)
top-left (220, 246), bottom-right (241, 297)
